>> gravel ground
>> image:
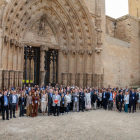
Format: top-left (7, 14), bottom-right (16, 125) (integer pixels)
top-left (0, 109), bottom-right (140, 140)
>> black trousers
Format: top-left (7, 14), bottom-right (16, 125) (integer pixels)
top-left (69, 101), bottom-right (73, 111)
top-left (119, 102), bottom-right (123, 112)
top-left (79, 100), bottom-right (84, 111)
top-left (10, 103), bottom-right (16, 118)
top-left (53, 105), bottom-right (59, 116)
top-left (103, 98), bottom-right (107, 109)
top-left (60, 105), bottom-right (65, 113)
top-left (130, 100), bottom-right (135, 112)
top-left (48, 103), bottom-right (53, 114)
top-left (97, 100), bottom-right (100, 107)
top-left (20, 105), bottom-right (24, 117)
top-left (116, 101), bottom-right (119, 110)
top-left (2, 105), bottom-right (9, 120)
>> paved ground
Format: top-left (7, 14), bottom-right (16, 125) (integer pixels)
top-left (0, 109), bottom-right (140, 140)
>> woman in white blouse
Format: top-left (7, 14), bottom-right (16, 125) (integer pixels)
top-left (41, 90), bottom-right (48, 116)
top-left (124, 91), bottom-right (129, 113)
top-left (65, 91), bottom-right (71, 113)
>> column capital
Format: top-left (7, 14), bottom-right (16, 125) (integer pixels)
top-left (40, 45), bottom-right (48, 51)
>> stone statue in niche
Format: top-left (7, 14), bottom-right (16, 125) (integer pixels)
top-left (29, 18), bottom-right (54, 37)
top-left (38, 18), bottom-right (46, 37)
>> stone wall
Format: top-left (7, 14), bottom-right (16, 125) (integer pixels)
top-left (104, 15), bottom-right (140, 88)
top-left (129, 0), bottom-right (140, 18)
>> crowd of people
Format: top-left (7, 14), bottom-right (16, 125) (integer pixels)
top-left (0, 83), bottom-right (140, 120)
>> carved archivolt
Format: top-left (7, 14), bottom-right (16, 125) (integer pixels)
top-left (2, 0), bottom-right (96, 51)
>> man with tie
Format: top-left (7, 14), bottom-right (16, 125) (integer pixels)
top-left (52, 91), bottom-right (61, 116)
top-left (9, 90), bottom-right (18, 118)
top-left (129, 89), bottom-right (136, 113)
top-left (79, 89), bottom-right (85, 112)
top-left (48, 89), bottom-right (53, 116)
top-left (1, 91), bottom-right (9, 120)
top-left (102, 89), bottom-right (107, 110)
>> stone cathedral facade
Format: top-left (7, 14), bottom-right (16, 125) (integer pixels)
top-left (0, 0), bottom-right (139, 89)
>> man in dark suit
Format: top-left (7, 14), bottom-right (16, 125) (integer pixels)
top-left (9, 90), bottom-right (18, 118)
top-left (79, 89), bottom-right (85, 112)
top-left (102, 89), bottom-right (107, 110)
top-left (129, 89), bottom-right (136, 113)
top-left (1, 91), bottom-right (9, 120)
top-left (48, 89), bottom-right (53, 116)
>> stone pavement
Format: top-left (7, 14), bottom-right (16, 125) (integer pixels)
top-left (0, 109), bottom-right (140, 140)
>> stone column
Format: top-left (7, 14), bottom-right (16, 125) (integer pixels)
top-left (40, 45), bottom-right (48, 86)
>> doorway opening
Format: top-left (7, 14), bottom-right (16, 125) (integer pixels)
top-left (23, 46), bottom-right (40, 86)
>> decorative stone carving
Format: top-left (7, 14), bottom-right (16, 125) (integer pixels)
top-left (40, 45), bottom-right (48, 51)
top-left (62, 48), bottom-right (68, 54)
top-left (78, 49), bottom-right (85, 55)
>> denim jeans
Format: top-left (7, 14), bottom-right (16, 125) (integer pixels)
top-left (66, 103), bottom-right (70, 113)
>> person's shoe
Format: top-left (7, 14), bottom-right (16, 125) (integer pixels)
top-left (132, 111), bottom-right (134, 113)
top-left (62, 113), bottom-right (64, 115)
top-left (50, 113), bottom-right (52, 115)
top-left (68, 112), bottom-right (69, 114)
top-left (82, 110), bottom-right (84, 112)
top-left (48, 114), bottom-right (50, 116)
top-left (3, 118), bottom-right (5, 120)
top-left (13, 116), bottom-right (16, 118)
top-left (10, 117), bottom-right (12, 119)
top-left (7, 118), bottom-right (9, 120)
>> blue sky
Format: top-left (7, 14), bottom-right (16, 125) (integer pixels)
top-left (105, 0), bottom-right (129, 18)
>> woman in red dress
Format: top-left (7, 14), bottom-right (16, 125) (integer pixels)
top-left (32, 92), bottom-right (39, 117)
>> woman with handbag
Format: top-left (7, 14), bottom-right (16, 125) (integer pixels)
top-left (85, 89), bottom-right (91, 110)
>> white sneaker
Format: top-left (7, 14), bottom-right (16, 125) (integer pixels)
top-left (68, 112), bottom-right (69, 114)
top-left (60, 113), bottom-right (62, 115)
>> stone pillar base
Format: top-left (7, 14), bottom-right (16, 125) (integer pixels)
top-left (40, 71), bottom-right (46, 86)
top-left (19, 71), bottom-right (23, 87)
top-left (62, 73), bottom-right (68, 87)
top-left (86, 73), bottom-right (93, 87)
top-left (70, 73), bottom-right (76, 86)
top-left (94, 73), bottom-right (104, 87)
top-left (15, 71), bottom-right (19, 87)
top-left (9, 71), bottom-right (14, 86)
top-left (4, 70), bottom-right (9, 88)
top-left (78, 73), bottom-right (84, 87)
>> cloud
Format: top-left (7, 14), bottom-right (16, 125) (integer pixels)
top-left (105, 0), bottom-right (129, 19)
